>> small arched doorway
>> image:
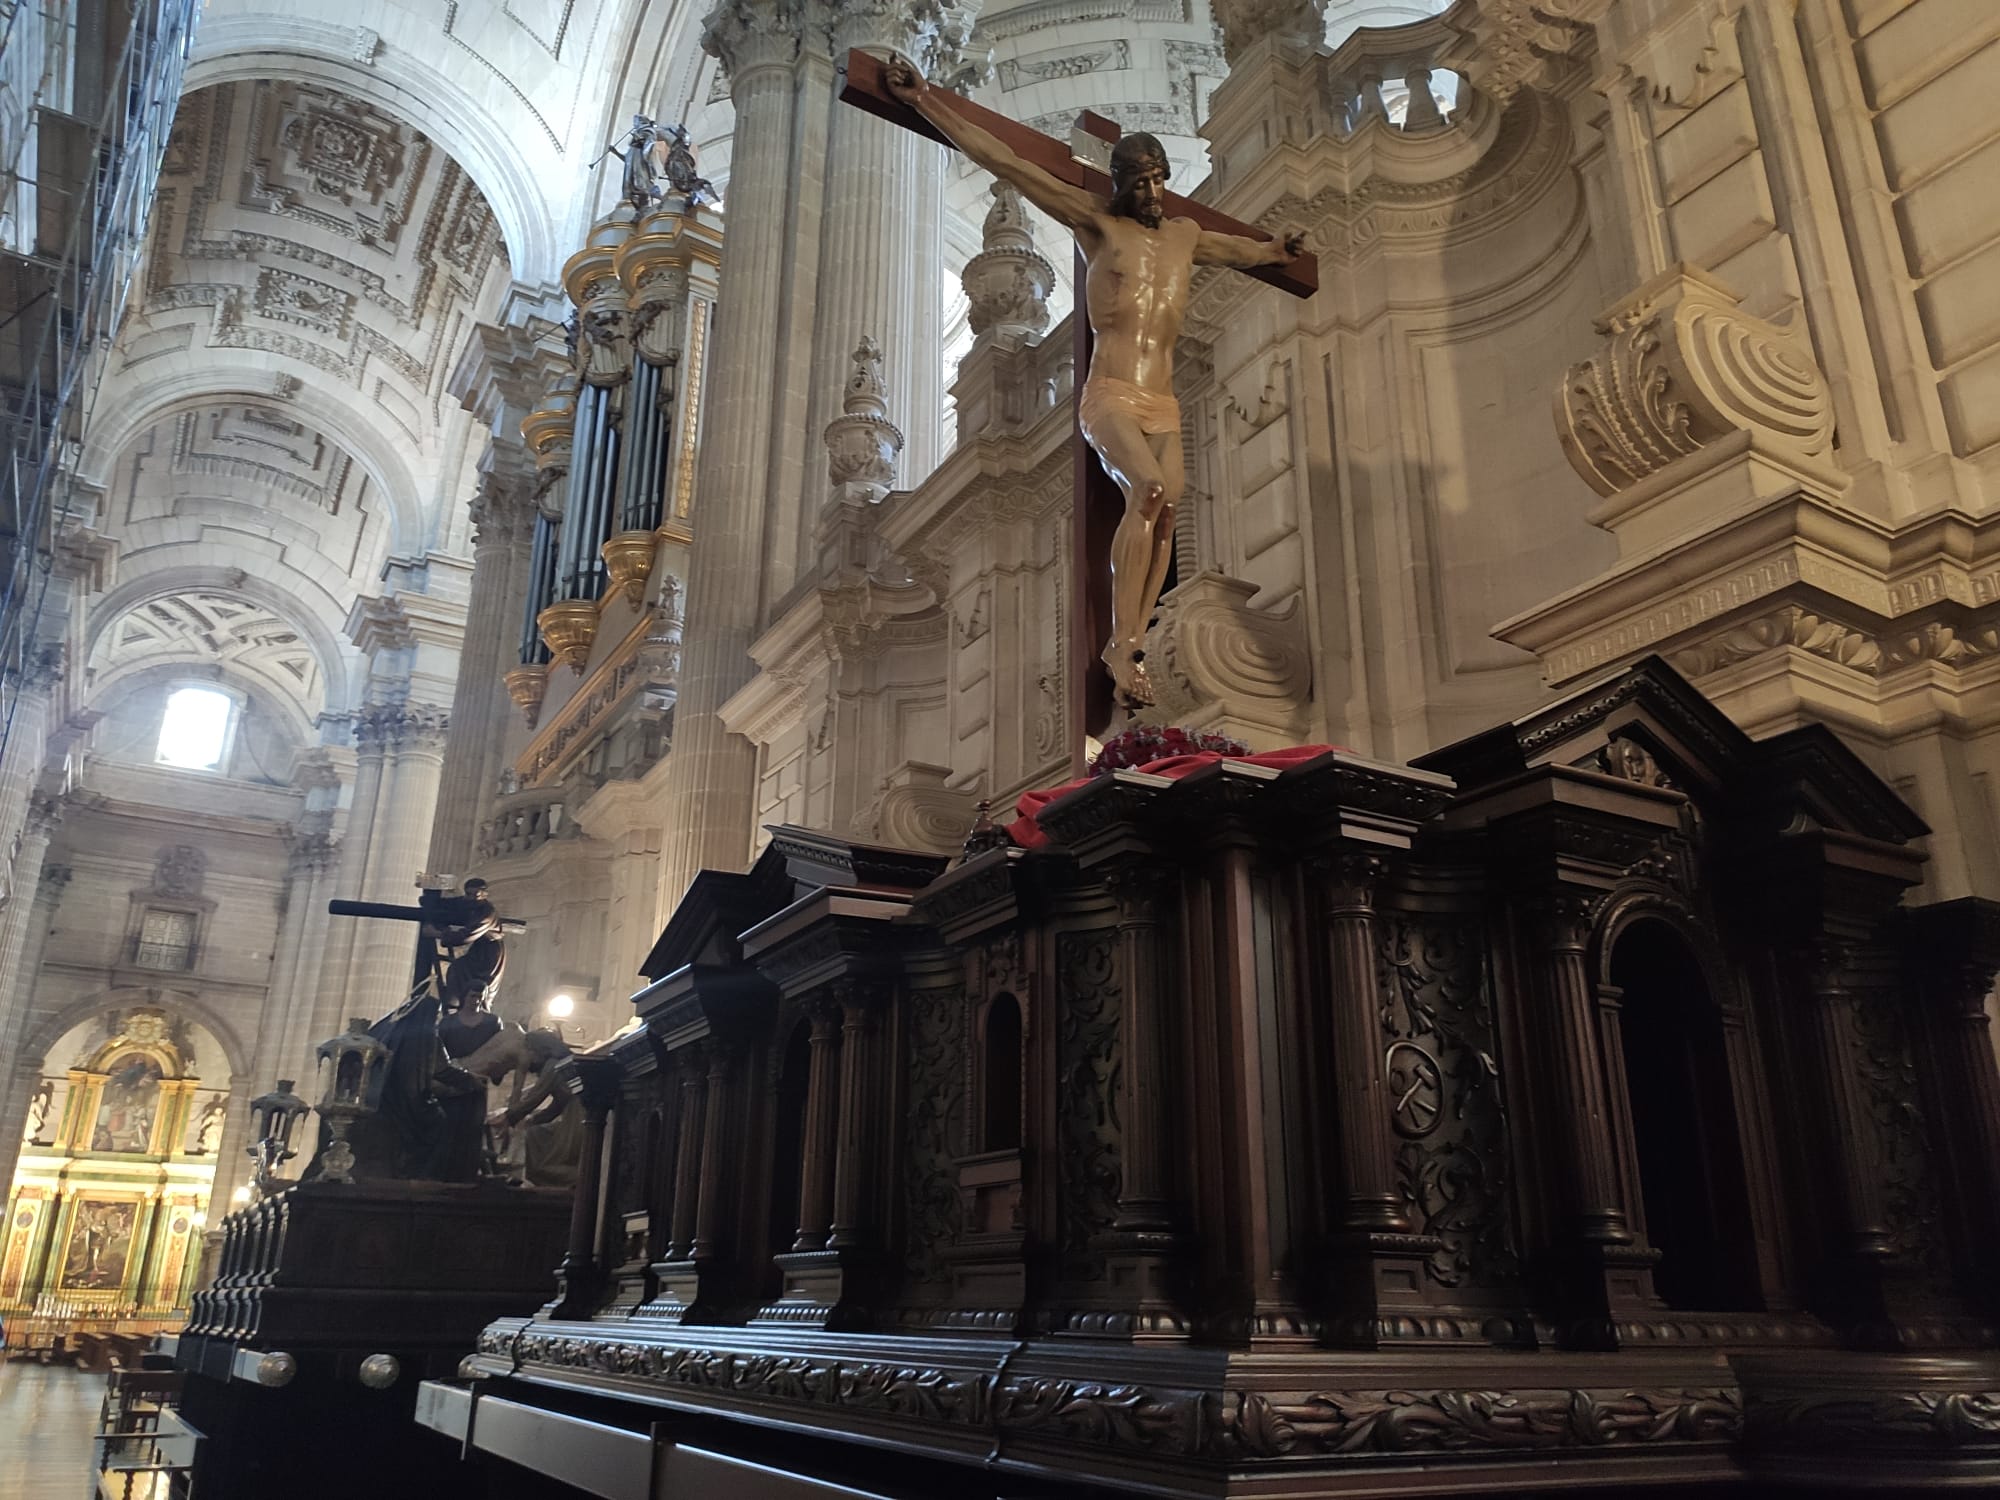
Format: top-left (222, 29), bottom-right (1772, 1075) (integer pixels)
top-left (982, 993), bottom-right (1024, 1154)
top-left (1608, 919), bottom-right (1759, 1311)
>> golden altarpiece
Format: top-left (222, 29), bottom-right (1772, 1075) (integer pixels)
top-left (2, 1011), bottom-right (217, 1341)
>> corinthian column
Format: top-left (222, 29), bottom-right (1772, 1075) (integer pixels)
top-left (800, 0), bottom-right (974, 537)
top-left (348, 703), bottom-right (452, 1017)
top-left (430, 454), bottom-right (537, 879)
top-left (657, 0), bottom-right (810, 902)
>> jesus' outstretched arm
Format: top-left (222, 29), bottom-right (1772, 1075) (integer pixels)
top-left (882, 58), bottom-right (1102, 232)
top-left (1194, 226), bottom-right (1309, 269)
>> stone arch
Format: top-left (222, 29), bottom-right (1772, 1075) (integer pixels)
top-left (87, 658), bottom-right (321, 754)
top-left (181, 17), bottom-right (561, 289)
top-left (77, 377), bottom-right (419, 560)
top-left (22, 988), bottom-right (254, 1085)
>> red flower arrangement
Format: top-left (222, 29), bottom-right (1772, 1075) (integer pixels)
top-left (1087, 724), bottom-right (1249, 777)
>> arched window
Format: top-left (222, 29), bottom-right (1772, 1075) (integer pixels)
top-left (983, 994), bottom-right (1024, 1153)
top-left (155, 684), bottom-right (235, 771)
top-left (1609, 920), bottom-right (1758, 1311)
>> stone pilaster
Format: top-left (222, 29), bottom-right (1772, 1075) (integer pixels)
top-left (0, 793), bottom-right (63, 1205)
top-left (348, 703), bottom-right (452, 1019)
top-left (657, 0), bottom-right (813, 901)
top-left (431, 453), bottom-right (538, 879)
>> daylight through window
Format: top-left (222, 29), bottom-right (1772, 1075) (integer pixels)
top-left (156, 685), bottom-right (233, 771)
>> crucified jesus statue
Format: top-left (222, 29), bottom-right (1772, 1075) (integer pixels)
top-left (884, 60), bottom-right (1306, 712)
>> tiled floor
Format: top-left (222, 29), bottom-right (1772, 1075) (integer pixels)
top-left (0, 1361), bottom-right (102, 1499)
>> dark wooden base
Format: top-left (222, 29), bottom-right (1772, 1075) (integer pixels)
top-left (422, 1316), bottom-right (2000, 1496)
top-left (170, 1181), bottom-right (569, 1500)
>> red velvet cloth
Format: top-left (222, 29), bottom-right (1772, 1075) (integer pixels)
top-left (1009, 744), bottom-right (1343, 850)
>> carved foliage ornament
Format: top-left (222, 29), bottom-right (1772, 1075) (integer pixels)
top-left (1555, 265), bottom-right (1834, 499)
top-left (486, 1325), bottom-right (1747, 1461)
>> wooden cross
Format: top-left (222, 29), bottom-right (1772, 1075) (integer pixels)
top-left (839, 51), bottom-right (1318, 769)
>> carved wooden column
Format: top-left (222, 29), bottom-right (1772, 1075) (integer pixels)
top-left (1312, 848), bottom-right (1445, 1345)
top-left (690, 1043), bottom-right (736, 1264)
top-left (1798, 942), bottom-right (1898, 1327)
top-left (792, 1002), bottom-right (842, 1251)
top-left (664, 1048), bottom-right (708, 1264)
top-left (1097, 856), bottom-right (1189, 1335)
top-left (1106, 862), bottom-right (1177, 1239)
top-left (1521, 891), bottom-right (1640, 1346)
top-left (1908, 899), bottom-right (2000, 1314)
top-left (827, 981), bottom-right (881, 1252)
top-left (1319, 852), bottom-right (1405, 1233)
top-left (554, 1057), bottom-right (624, 1318)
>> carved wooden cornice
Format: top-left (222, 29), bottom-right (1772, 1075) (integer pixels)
top-left (470, 1317), bottom-right (1760, 1468)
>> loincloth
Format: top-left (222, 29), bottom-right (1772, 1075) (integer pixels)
top-left (1078, 374), bottom-right (1181, 447)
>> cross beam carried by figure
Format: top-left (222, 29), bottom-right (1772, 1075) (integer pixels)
top-left (840, 50), bottom-right (1318, 754)
top-left (318, 878), bottom-right (525, 1181)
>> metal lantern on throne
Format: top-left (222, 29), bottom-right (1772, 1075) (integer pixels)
top-left (313, 1020), bottom-right (389, 1185)
top-left (245, 1078), bottom-right (310, 1197)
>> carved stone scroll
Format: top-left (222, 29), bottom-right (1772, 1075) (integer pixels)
top-left (1554, 265), bottom-right (1835, 498)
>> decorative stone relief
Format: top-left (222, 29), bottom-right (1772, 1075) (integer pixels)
top-left (1211, 0), bottom-right (1325, 65)
top-left (995, 40), bottom-right (1129, 91)
top-left (1149, 572), bottom-right (1313, 742)
top-left (1454, 0), bottom-right (1610, 106)
top-left (1554, 265), bottom-right (1835, 499)
top-left (1627, 5), bottom-right (1746, 112)
top-left (961, 182), bottom-right (1054, 347)
top-left (824, 336), bottom-right (905, 503)
top-left (153, 846), bottom-right (207, 897)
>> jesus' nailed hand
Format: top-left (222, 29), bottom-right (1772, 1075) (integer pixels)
top-left (882, 58), bottom-right (1305, 712)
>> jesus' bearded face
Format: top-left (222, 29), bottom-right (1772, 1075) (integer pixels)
top-left (1109, 134), bottom-right (1170, 229)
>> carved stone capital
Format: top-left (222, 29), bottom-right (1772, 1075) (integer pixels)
top-left (1556, 265), bottom-right (1835, 499)
top-left (23, 790), bottom-right (64, 841)
top-left (703, 0), bottom-right (808, 84)
top-left (287, 829), bottom-right (341, 875)
top-left (354, 700), bottom-right (452, 753)
top-left (470, 460), bottom-right (539, 548)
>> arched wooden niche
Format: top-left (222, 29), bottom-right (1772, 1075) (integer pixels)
top-left (981, 992), bottom-right (1024, 1154)
top-left (1606, 917), bottom-right (1759, 1311)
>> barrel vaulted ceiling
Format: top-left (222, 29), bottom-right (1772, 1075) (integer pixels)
top-left (122, 80), bottom-right (507, 460)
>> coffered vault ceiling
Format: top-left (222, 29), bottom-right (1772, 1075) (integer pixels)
top-left (88, 590), bottom-right (327, 721)
top-left (120, 78), bottom-right (510, 457)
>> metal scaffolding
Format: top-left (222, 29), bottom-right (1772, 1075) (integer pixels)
top-left (0, 0), bottom-right (198, 763)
